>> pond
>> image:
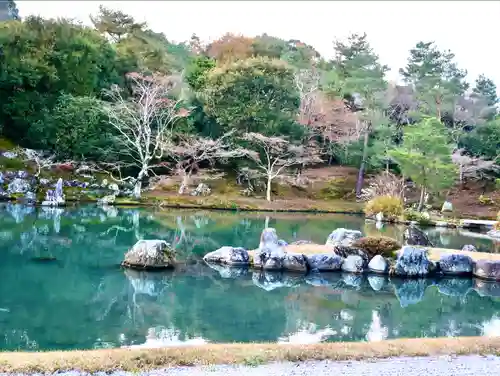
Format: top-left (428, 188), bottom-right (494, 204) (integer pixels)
top-left (0, 203), bottom-right (499, 351)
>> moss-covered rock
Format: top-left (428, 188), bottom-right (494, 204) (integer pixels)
top-left (352, 236), bottom-right (401, 258)
top-left (122, 240), bottom-right (176, 270)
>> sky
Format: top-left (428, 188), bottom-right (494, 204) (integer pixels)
top-left (16, 1), bottom-right (500, 92)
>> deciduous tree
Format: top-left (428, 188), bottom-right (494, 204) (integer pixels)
top-left (243, 132), bottom-right (321, 201)
top-left (169, 131), bottom-right (248, 194)
top-left (101, 72), bottom-right (189, 198)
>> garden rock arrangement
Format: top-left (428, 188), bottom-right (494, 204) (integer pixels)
top-left (41, 178), bottom-right (65, 207)
top-left (203, 226), bottom-right (500, 282)
top-left (122, 239), bottom-right (176, 269)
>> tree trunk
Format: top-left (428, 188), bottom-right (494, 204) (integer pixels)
top-left (417, 186), bottom-right (426, 212)
top-left (178, 171), bottom-right (191, 195)
top-left (355, 130), bottom-right (370, 197)
top-left (133, 168), bottom-right (148, 199)
top-left (133, 179), bottom-right (142, 199)
top-left (266, 175), bottom-right (272, 202)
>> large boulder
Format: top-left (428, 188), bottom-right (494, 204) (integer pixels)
top-left (368, 255), bottom-right (389, 274)
top-left (403, 225), bottom-right (434, 247)
top-left (441, 201), bottom-right (453, 212)
top-left (203, 246), bottom-right (250, 266)
top-left (461, 244), bottom-right (477, 252)
top-left (394, 246), bottom-right (432, 277)
top-left (122, 240), bottom-right (175, 269)
top-left (439, 254), bottom-right (473, 276)
top-left (263, 254), bottom-right (284, 270)
top-left (259, 227), bottom-right (279, 248)
top-left (326, 228), bottom-right (363, 247)
top-left (254, 227), bottom-right (286, 270)
top-left (282, 253), bottom-right (307, 272)
top-left (41, 178), bottom-right (65, 207)
top-left (7, 178), bottom-right (31, 195)
top-left (341, 255), bottom-right (366, 274)
top-left (473, 260), bottom-right (500, 281)
top-left (306, 254), bottom-right (343, 271)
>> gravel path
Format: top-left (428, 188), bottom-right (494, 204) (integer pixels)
top-left (9, 355), bottom-right (499, 376)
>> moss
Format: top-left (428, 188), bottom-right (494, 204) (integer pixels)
top-left (403, 209), bottom-right (433, 226)
top-left (115, 197), bottom-right (143, 206)
top-left (352, 236), bottom-right (401, 258)
top-left (0, 156), bottom-right (28, 171)
top-left (0, 137), bottom-right (16, 151)
top-left (317, 177), bottom-right (354, 200)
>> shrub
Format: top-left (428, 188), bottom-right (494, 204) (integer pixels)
top-left (352, 236), bottom-right (401, 258)
top-left (478, 195), bottom-right (495, 205)
top-left (364, 195), bottom-right (403, 221)
top-left (495, 211), bottom-right (500, 231)
top-left (403, 208), bottom-right (433, 226)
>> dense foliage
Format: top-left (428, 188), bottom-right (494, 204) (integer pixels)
top-left (0, 4), bottom-right (498, 202)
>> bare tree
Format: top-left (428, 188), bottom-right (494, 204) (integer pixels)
top-left (243, 132), bottom-right (321, 201)
top-left (452, 149), bottom-right (500, 183)
top-left (294, 68), bottom-right (321, 126)
top-left (101, 72), bottom-right (189, 198)
top-left (294, 70), bottom-right (358, 164)
top-left (22, 149), bottom-right (77, 177)
top-left (169, 131), bottom-right (248, 194)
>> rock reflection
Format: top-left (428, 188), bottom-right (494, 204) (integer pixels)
top-left (393, 279), bottom-right (429, 307)
top-left (252, 271), bottom-right (303, 291)
top-left (436, 278), bottom-right (473, 298)
top-left (126, 326), bottom-right (207, 349)
top-left (206, 263), bottom-right (249, 279)
top-left (366, 310), bottom-right (388, 342)
top-left (278, 322), bottom-right (336, 344)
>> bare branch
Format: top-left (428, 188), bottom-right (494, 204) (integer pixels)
top-left (100, 72), bottom-right (190, 198)
top-left (168, 130), bottom-right (249, 194)
top-left (243, 132), bottom-right (321, 201)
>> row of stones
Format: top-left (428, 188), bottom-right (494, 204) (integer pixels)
top-left (203, 228), bottom-right (500, 281)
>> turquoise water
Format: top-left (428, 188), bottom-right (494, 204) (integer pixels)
top-left (0, 203), bottom-right (498, 351)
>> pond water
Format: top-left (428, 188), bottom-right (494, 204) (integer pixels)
top-left (0, 203), bottom-right (499, 351)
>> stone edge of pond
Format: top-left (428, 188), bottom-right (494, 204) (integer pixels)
top-left (204, 244), bottom-right (500, 282)
top-left (1, 337), bottom-right (500, 373)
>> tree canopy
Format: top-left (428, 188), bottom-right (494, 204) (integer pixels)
top-left (0, 6), bottom-right (497, 201)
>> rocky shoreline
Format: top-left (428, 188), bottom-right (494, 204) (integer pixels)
top-left (118, 223), bottom-right (500, 283)
top-left (198, 226), bottom-right (500, 282)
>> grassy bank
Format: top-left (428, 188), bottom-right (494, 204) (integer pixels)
top-left (1, 337), bottom-right (499, 373)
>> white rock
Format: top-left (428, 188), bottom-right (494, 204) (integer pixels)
top-left (368, 255), bottom-right (389, 274)
top-left (441, 201), bottom-right (453, 212)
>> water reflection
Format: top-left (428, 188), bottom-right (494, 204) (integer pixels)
top-left (0, 204), bottom-right (498, 351)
